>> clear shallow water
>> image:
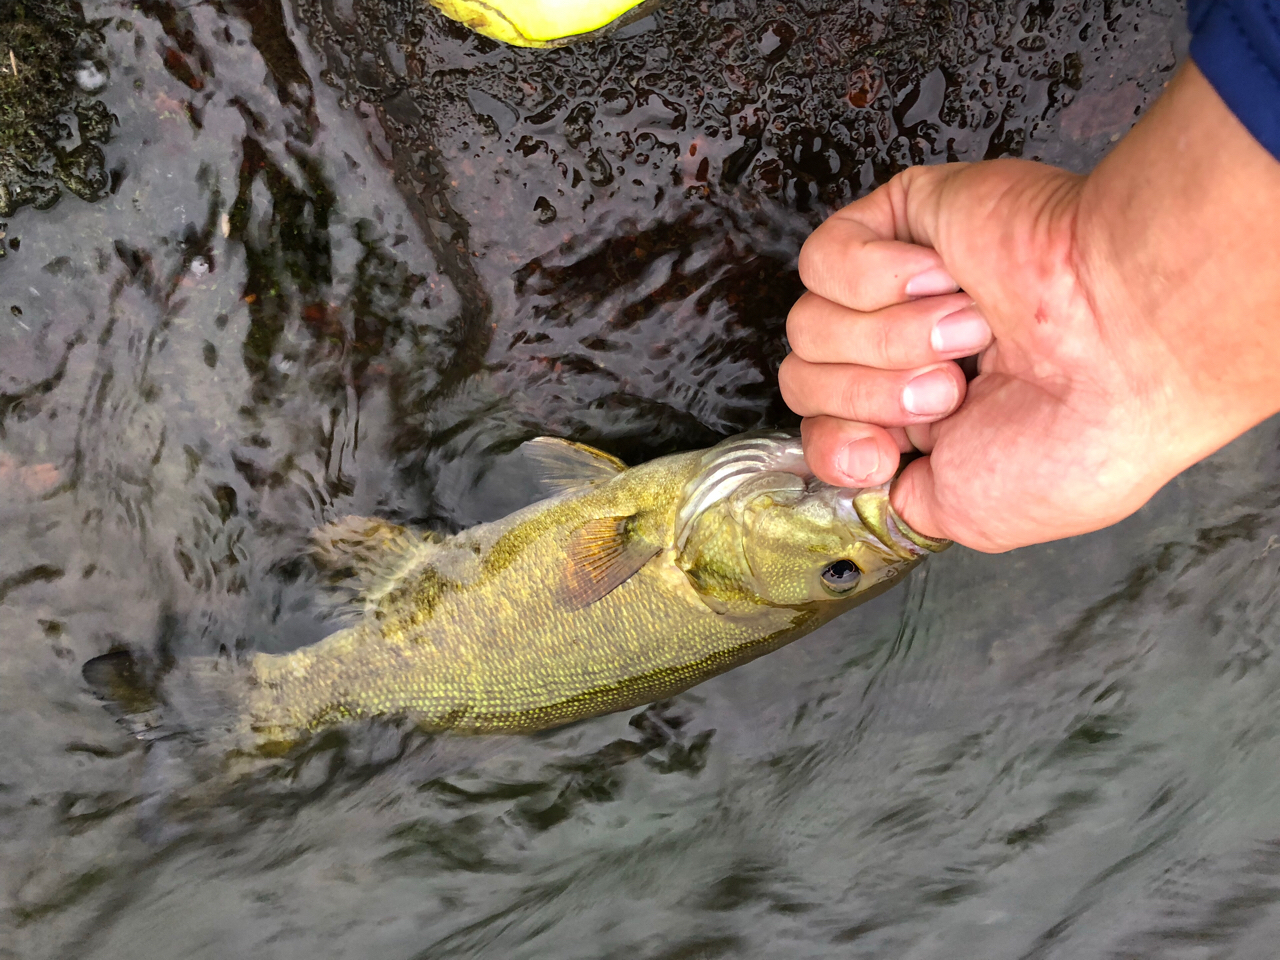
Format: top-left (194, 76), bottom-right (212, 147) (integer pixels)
top-left (10, 1), bottom-right (1280, 957)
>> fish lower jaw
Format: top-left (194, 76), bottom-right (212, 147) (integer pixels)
top-left (850, 484), bottom-right (951, 560)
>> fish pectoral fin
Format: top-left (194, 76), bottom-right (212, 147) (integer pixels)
top-left (522, 437), bottom-right (627, 495)
top-left (311, 516), bottom-right (440, 607)
top-left (560, 515), bottom-right (660, 610)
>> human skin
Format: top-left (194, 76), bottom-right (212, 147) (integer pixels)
top-left (778, 62), bottom-right (1280, 553)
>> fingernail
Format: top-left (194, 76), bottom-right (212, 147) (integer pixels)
top-left (902, 368), bottom-right (958, 416)
top-left (930, 306), bottom-right (991, 355)
top-left (905, 267), bottom-right (959, 298)
top-left (839, 437), bottom-right (881, 484)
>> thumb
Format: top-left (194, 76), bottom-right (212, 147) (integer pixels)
top-left (888, 455), bottom-right (950, 544)
top-left (890, 453), bottom-right (1028, 555)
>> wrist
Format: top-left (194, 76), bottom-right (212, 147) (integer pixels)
top-left (1075, 63), bottom-right (1280, 482)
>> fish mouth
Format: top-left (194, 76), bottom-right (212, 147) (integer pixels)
top-left (832, 482), bottom-right (951, 561)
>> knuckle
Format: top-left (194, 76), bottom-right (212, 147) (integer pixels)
top-left (894, 165), bottom-right (926, 192)
top-left (777, 354), bottom-right (795, 388)
top-left (871, 318), bottom-right (897, 367)
top-left (799, 223), bottom-right (859, 301)
top-left (845, 275), bottom-right (870, 312)
top-left (797, 232), bottom-right (835, 291)
top-left (776, 357), bottom-right (806, 411)
top-left (784, 303), bottom-right (812, 357)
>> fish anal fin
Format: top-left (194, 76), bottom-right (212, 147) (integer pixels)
top-left (522, 437), bottom-right (627, 495)
top-left (561, 515), bottom-right (660, 610)
top-left (311, 516), bottom-right (440, 606)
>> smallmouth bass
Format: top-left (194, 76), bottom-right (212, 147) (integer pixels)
top-left (86, 432), bottom-right (947, 748)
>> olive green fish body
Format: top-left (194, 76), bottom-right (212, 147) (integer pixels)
top-left (253, 450), bottom-right (765, 735)
top-left (235, 434), bottom-right (947, 745)
top-left (80, 434), bottom-right (946, 748)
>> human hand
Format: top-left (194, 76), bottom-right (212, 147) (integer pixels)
top-left (779, 63), bottom-right (1280, 552)
top-left (779, 157), bottom-right (1154, 553)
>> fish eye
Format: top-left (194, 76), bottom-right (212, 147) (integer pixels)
top-left (821, 559), bottom-right (861, 593)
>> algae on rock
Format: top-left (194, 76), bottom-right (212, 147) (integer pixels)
top-left (0, 0), bottom-right (113, 216)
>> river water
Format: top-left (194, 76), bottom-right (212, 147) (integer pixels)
top-left (8, 0), bottom-right (1280, 957)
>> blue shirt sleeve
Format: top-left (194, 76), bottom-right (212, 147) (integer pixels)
top-left (1188, 0), bottom-right (1280, 159)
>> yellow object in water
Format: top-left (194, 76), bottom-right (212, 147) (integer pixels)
top-left (429, 0), bottom-right (658, 46)
top-left (85, 433), bottom-right (948, 749)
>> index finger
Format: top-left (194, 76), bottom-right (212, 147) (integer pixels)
top-left (798, 164), bottom-right (967, 312)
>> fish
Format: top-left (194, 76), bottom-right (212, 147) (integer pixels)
top-left (84, 432), bottom-right (947, 751)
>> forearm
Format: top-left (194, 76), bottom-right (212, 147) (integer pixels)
top-left (1077, 62), bottom-right (1280, 471)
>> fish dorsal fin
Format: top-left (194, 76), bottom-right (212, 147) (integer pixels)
top-left (522, 437), bottom-right (627, 495)
top-left (312, 516), bottom-right (442, 612)
top-left (560, 515), bottom-right (660, 610)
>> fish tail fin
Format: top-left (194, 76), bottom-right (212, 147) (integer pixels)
top-left (83, 651), bottom-right (299, 834)
top-left (82, 648), bottom-right (171, 741)
top-left (83, 647), bottom-right (253, 748)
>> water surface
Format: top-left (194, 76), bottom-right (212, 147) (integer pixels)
top-left (8, 1), bottom-right (1279, 958)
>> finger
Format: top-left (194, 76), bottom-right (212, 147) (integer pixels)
top-left (886, 426), bottom-right (914, 453)
top-left (888, 456), bottom-right (950, 541)
top-left (800, 417), bottom-right (902, 487)
top-left (787, 291), bottom-right (990, 369)
top-left (797, 165), bottom-right (966, 312)
top-left (797, 220), bottom-right (957, 314)
top-left (904, 422), bottom-right (938, 453)
top-left (891, 453), bottom-right (1015, 553)
top-left (779, 356), bottom-right (967, 426)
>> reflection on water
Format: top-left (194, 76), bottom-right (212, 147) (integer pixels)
top-left (10, 0), bottom-right (1280, 957)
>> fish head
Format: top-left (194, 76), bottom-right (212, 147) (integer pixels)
top-left (674, 434), bottom-right (949, 611)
